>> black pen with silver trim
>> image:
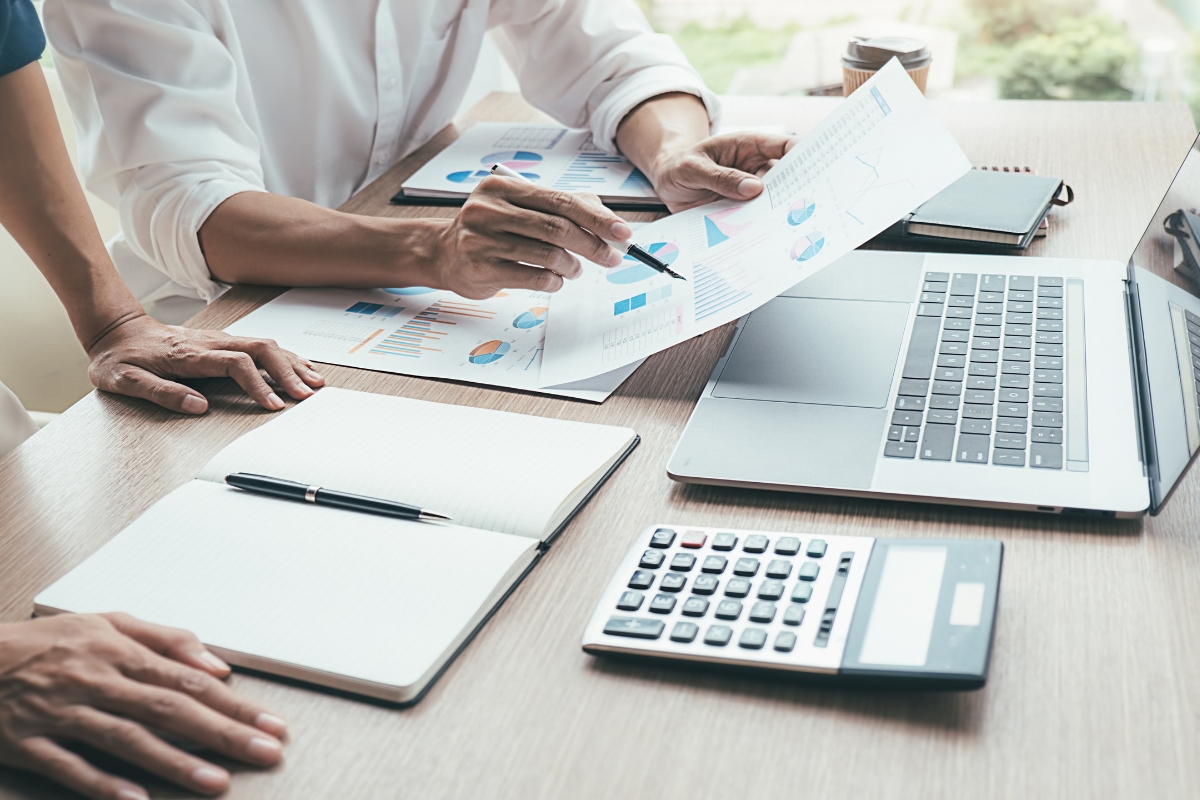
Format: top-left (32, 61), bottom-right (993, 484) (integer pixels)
top-left (489, 162), bottom-right (687, 281)
top-left (225, 473), bottom-right (452, 523)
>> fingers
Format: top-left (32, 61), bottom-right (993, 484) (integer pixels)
top-left (60, 706), bottom-right (234, 796)
top-left (199, 350), bottom-right (286, 410)
top-left (100, 613), bottom-right (229, 677)
top-left (221, 339), bottom-right (319, 401)
top-left (676, 155), bottom-right (764, 200)
top-left (19, 736), bottom-right (151, 800)
top-left (97, 365), bottom-right (211, 416)
top-left (482, 262), bottom-right (566, 294)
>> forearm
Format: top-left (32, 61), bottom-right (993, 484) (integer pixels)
top-left (200, 192), bottom-right (446, 289)
top-left (615, 92), bottom-right (711, 185)
top-left (0, 63), bottom-right (143, 351)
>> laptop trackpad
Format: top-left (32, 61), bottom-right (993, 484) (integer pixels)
top-left (713, 297), bottom-right (910, 407)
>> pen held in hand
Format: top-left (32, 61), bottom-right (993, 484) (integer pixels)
top-left (488, 162), bottom-right (687, 281)
top-left (225, 473), bottom-right (453, 523)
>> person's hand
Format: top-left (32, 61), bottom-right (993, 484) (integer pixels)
top-left (648, 132), bottom-right (798, 212)
top-left (430, 177), bottom-right (632, 300)
top-left (0, 613), bottom-right (287, 799)
top-left (86, 314), bottom-right (325, 414)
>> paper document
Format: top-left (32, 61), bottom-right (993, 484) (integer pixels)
top-left (223, 287), bottom-right (641, 402)
top-left (401, 122), bottom-right (659, 205)
top-left (537, 60), bottom-right (971, 387)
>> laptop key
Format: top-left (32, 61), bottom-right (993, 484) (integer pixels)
top-left (938, 354), bottom-right (966, 368)
top-left (1038, 276), bottom-right (1064, 287)
top-left (997, 418), bottom-right (1028, 434)
top-left (972, 338), bottom-right (1000, 350)
top-left (977, 302), bottom-right (1003, 314)
top-left (1031, 427), bottom-right (1063, 443)
top-left (965, 376), bottom-right (997, 390)
top-left (1009, 276), bottom-right (1035, 291)
top-left (902, 316), bottom-right (941, 380)
top-left (1037, 320), bottom-right (1064, 332)
top-left (932, 381), bottom-right (963, 395)
top-left (1008, 290), bottom-right (1034, 302)
top-left (899, 378), bottom-right (930, 396)
top-left (1035, 344), bottom-right (1064, 356)
top-left (904, 426), bottom-right (921, 442)
top-left (884, 441), bottom-right (916, 458)
top-left (948, 296), bottom-right (974, 308)
top-left (1005, 336), bottom-right (1032, 349)
top-left (1038, 297), bottom-right (1064, 308)
top-left (939, 341), bottom-right (968, 355)
top-left (944, 317), bottom-right (971, 330)
top-left (946, 307), bottom-right (973, 319)
top-left (978, 291), bottom-right (1005, 303)
top-left (1035, 357), bottom-right (1065, 369)
top-left (919, 423), bottom-right (955, 460)
top-left (1003, 349), bottom-right (1031, 362)
top-left (963, 404), bottom-right (994, 419)
top-left (930, 396), bottom-right (960, 410)
top-left (1007, 324), bottom-right (1033, 336)
top-left (1007, 301), bottom-right (1034, 313)
top-left (1034, 384), bottom-right (1064, 397)
top-left (1032, 412), bottom-right (1064, 428)
top-left (950, 273), bottom-right (978, 295)
top-left (974, 325), bottom-right (1002, 338)
top-left (920, 292), bottom-right (947, 303)
top-left (1006, 313), bottom-right (1033, 325)
top-left (1000, 375), bottom-right (1031, 388)
top-left (961, 419), bottom-right (993, 435)
top-left (964, 389), bottom-right (995, 404)
top-left (917, 303), bottom-right (944, 317)
top-left (1030, 442), bottom-right (1064, 469)
top-left (925, 271), bottom-right (950, 282)
top-left (927, 409), bottom-right (958, 424)
top-left (993, 449), bottom-right (1026, 467)
top-left (1037, 308), bottom-right (1064, 320)
top-left (895, 396), bottom-right (926, 411)
top-left (1033, 398), bottom-right (1064, 413)
top-left (981, 274), bottom-right (1006, 290)
top-left (970, 350), bottom-right (999, 363)
top-left (995, 433), bottom-right (1027, 449)
top-left (969, 363), bottom-right (999, 376)
top-left (1038, 287), bottom-right (1064, 298)
top-left (941, 329), bottom-right (970, 342)
top-left (956, 434), bottom-right (991, 464)
top-left (976, 313), bottom-right (1003, 326)
top-left (1001, 362), bottom-right (1031, 375)
top-left (1034, 369), bottom-right (1064, 383)
top-left (999, 389), bottom-right (1029, 403)
top-left (998, 403), bottom-right (1029, 417)
top-left (935, 367), bottom-right (965, 381)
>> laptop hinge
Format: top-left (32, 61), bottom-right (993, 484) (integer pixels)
top-left (1124, 265), bottom-right (1160, 509)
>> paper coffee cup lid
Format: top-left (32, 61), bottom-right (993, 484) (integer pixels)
top-left (842, 37), bottom-right (932, 70)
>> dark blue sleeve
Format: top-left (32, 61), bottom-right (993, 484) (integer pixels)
top-left (0, 0), bottom-right (46, 77)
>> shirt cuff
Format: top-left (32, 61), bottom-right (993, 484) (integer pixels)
top-left (589, 64), bottom-right (722, 154)
top-left (140, 178), bottom-right (266, 304)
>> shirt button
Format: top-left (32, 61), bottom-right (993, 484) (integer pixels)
top-left (375, 155), bottom-right (387, 165)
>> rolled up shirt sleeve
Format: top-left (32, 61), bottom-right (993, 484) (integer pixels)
top-left (491, 0), bottom-right (720, 154)
top-left (44, 0), bottom-right (266, 303)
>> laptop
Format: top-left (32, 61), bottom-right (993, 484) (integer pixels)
top-left (668, 136), bottom-right (1200, 517)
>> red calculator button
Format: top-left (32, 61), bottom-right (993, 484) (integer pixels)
top-left (681, 531), bottom-right (707, 549)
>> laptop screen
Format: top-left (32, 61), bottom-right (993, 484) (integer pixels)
top-left (1128, 134), bottom-right (1200, 512)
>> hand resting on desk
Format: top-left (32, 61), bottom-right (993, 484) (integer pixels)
top-left (0, 613), bottom-right (287, 800)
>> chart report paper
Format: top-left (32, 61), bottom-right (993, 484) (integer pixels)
top-left (537, 60), bottom-right (972, 388)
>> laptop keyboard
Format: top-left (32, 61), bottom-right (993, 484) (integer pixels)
top-left (883, 272), bottom-right (1067, 469)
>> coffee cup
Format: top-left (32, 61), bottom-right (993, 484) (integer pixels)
top-left (842, 37), bottom-right (932, 95)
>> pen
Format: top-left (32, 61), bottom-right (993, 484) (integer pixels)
top-left (225, 473), bottom-right (453, 523)
top-left (488, 162), bottom-right (687, 281)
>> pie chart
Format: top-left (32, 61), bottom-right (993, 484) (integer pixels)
top-left (482, 150), bottom-right (544, 171)
top-left (469, 340), bottom-right (510, 364)
top-left (790, 231), bottom-right (825, 262)
top-left (447, 168), bottom-right (540, 184)
top-left (384, 287), bottom-right (436, 295)
top-left (787, 198), bottom-right (816, 226)
top-left (606, 242), bottom-right (680, 285)
top-left (513, 307), bottom-right (549, 329)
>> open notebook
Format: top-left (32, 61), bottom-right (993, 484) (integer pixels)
top-left (35, 388), bottom-right (638, 704)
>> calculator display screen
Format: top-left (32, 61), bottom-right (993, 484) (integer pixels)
top-left (856, 545), bottom-right (947, 667)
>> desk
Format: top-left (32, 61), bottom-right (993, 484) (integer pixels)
top-left (2, 95), bottom-right (1198, 799)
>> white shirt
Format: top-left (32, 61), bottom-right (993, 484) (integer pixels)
top-left (43, 0), bottom-right (717, 314)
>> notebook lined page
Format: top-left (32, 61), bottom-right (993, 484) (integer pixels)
top-left (197, 388), bottom-right (635, 539)
top-left (35, 481), bottom-right (538, 693)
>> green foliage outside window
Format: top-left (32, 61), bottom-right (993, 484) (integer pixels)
top-left (669, 17), bottom-right (798, 93)
top-left (997, 15), bottom-right (1137, 100)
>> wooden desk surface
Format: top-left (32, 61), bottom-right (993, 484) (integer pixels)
top-left (2, 95), bottom-right (1198, 799)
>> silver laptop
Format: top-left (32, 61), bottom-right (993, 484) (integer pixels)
top-left (669, 136), bottom-right (1200, 517)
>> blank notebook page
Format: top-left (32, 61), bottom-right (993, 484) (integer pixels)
top-left (198, 388), bottom-right (634, 540)
top-left (35, 481), bottom-right (538, 692)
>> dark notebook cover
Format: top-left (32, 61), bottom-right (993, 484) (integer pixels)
top-left (905, 170), bottom-right (1063, 244)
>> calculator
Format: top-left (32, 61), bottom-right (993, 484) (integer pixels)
top-left (582, 524), bottom-right (1002, 689)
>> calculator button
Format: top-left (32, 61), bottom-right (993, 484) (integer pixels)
top-left (738, 628), bottom-right (768, 649)
top-left (628, 570), bottom-right (654, 590)
top-left (603, 616), bottom-right (664, 639)
top-left (765, 559), bottom-right (792, 579)
top-left (669, 553), bottom-right (696, 572)
top-left (701, 555), bottom-right (727, 574)
top-left (670, 621), bottom-right (699, 642)
top-left (774, 631), bottom-right (798, 652)
top-left (660, 573), bottom-right (686, 592)
top-left (704, 625), bottom-right (733, 646)
top-left (681, 597), bottom-right (709, 617)
top-left (724, 578), bottom-right (751, 597)
top-left (649, 594), bottom-right (676, 614)
top-left (743, 534), bottom-right (769, 553)
top-left (715, 600), bottom-right (743, 620)
top-left (680, 530), bottom-right (707, 549)
top-left (638, 550), bottom-right (664, 569)
top-left (711, 533), bottom-right (738, 551)
top-left (749, 601), bottom-right (777, 623)
top-left (757, 579), bottom-right (784, 600)
top-left (774, 536), bottom-right (801, 555)
top-left (649, 529), bottom-right (676, 548)
top-left (733, 558), bottom-right (760, 576)
top-left (806, 539), bottom-right (828, 558)
top-left (692, 575), bottom-right (719, 595)
top-left (790, 583), bottom-right (813, 603)
top-left (783, 604), bottom-right (806, 626)
top-left (616, 591), bottom-right (644, 611)
top-left (798, 562), bottom-right (820, 581)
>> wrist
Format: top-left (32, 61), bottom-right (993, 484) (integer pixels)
top-left (81, 308), bottom-right (148, 355)
top-left (376, 216), bottom-right (452, 290)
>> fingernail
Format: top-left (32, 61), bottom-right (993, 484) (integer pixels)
top-left (117, 789), bottom-right (149, 800)
top-left (181, 394), bottom-right (207, 414)
top-left (738, 177), bottom-right (763, 196)
top-left (305, 368), bottom-right (325, 382)
top-left (267, 392), bottom-right (285, 410)
top-left (605, 247), bottom-right (625, 267)
top-left (198, 650), bottom-right (229, 673)
top-left (191, 766), bottom-right (229, 791)
top-left (610, 221), bottom-right (633, 241)
top-left (248, 736), bottom-right (283, 763)
top-left (255, 712), bottom-right (288, 736)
